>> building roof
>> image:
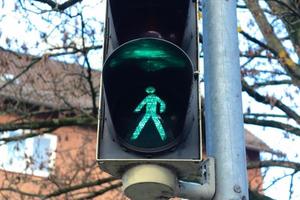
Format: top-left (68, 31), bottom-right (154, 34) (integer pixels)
top-left (0, 48), bottom-right (100, 110)
top-left (245, 129), bottom-right (283, 155)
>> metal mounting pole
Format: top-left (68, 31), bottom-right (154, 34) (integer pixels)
top-left (202, 1), bottom-right (249, 200)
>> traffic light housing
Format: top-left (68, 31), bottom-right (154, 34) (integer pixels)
top-left (97, 0), bottom-right (201, 181)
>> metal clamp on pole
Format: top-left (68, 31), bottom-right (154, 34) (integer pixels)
top-left (177, 157), bottom-right (215, 200)
top-left (122, 164), bottom-right (178, 200)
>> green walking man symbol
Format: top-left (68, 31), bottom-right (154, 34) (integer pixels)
top-left (131, 86), bottom-right (167, 141)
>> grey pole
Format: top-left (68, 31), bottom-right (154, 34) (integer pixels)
top-left (202, 1), bottom-right (249, 200)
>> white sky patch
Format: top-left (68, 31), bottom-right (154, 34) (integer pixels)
top-left (0, 0), bottom-right (106, 70)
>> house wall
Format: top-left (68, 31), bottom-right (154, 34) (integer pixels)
top-left (0, 115), bottom-right (126, 200)
top-left (247, 150), bottom-right (263, 192)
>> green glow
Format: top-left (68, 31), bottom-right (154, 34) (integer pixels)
top-left (131, 86), bottom-right (167, 141)
top-left (131, 49), bottom-right (167, 58)
top-left (106, 39), bottom-right (188, 72)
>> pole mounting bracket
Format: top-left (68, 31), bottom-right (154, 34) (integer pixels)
top-left (178, 157), bottom-right (215, 200)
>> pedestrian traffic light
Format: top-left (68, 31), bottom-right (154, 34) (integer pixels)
top-left (97, 0), bottom-right (201, 181)
top-left (102, 38), bottom-right (194, 154)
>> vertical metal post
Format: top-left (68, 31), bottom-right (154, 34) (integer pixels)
top-left (202, 1), bottom-right (249, 200)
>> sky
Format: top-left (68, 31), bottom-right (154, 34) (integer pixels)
top-left (0, 0), bottom-right (106, 69)
top-left (0, 0), bottom-right (300, 199)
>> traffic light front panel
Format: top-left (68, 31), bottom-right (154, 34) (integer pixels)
top-left (97, 1), bottom-right (201, 179)
top-left (109, 0), bottom-right (189, 46)
top-left (103, 38), bottom-right (193, 154)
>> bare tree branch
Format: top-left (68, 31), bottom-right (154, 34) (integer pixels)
top-left (0, 128), bottom-right (55, 143)
top-left (74, 183), bottom-right (122, 200)
top-left (0, 177), bottom-right (120, 200)
top-left (248, 160), bottom-right (300, 170)
top-left (288, 171), bottom-right (296, 200)
top-left (252, 79), bottom-right (292, 87)
top-left (244, 0), bottom-right (300, 86)
top-left (0, 57), bottom-right (41, 91)
top-left (0, 46), bottom-right (102, 94)
top-left (0, 187), bottom-right (42, 198)
top-left (33, 0), bottom-right (83, 11)
top-left (244, 117), bottom-right (300, 137)
top-left (43, 177), bottom-right (118, 199)
top-left (263, 171), bottom-right (294, 191)
top-left (244, 113), bottom-right (288, 118)
top-left (0, 116), bottom-right (97, 132)
top-left (239, 30), bottom-right (277, 55)
top-left (269, 0), bottom-right (300, 17)
top-left (266, 0), bottom-right (300, 58)
top-left (79, 13), bottom-right (98, 116)
top-left (242, 80), bottom-right (300, 123)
